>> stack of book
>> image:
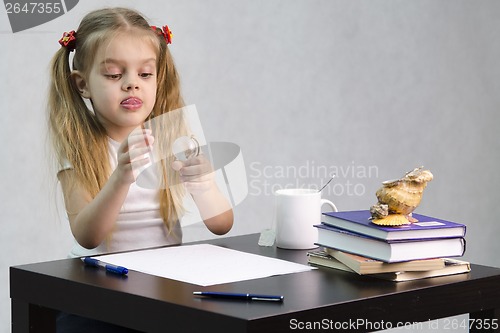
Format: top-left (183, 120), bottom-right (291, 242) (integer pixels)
top-left (308, 210), bottom-right (470, 281)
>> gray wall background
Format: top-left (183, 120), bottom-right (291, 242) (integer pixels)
top-left (1, 1), bottom-right (499, 331)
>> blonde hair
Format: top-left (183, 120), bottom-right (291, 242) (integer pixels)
top-left (48, 7), bottom-right (185, 231)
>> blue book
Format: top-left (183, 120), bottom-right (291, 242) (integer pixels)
top-left (315, 224), bottom-right (466, 263)
top-left (322, 210), bottom-right (466, 241)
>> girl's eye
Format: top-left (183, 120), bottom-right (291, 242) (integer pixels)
top-left (140, 73), bottom-right (154, 78)
top-left (105, 74), bottom-right (122, 80)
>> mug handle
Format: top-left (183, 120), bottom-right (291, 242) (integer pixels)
top-left (321, 199), bottom-right (338, 212)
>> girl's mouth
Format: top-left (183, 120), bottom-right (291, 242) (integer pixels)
top-left (121, 97), bottom-right (143, 110)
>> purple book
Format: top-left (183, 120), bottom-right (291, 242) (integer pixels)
top-left (322, 210), bottom-right (466, 241)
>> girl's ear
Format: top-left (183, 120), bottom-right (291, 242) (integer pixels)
top-left (71, 71), bottom-right (91, 99)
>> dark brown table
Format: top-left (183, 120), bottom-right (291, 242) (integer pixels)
top-left (10, 233), bottom-right (500, 332)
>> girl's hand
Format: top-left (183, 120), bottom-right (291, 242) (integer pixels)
top-left (116, 128), bottom-right (155, 185)
top-left (171, 154), bottom-right (215, 194)
top-left (172, 153), bottom-right (233, 235)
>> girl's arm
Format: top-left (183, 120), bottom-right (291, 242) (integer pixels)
top-left (59, 168), bottom-right (132, 248)
top-left (172, 157), bottom-right (234, 235)
top-left (59, 130), bottom-right (154, 249)
top-left (191, 186), bottom-right (234, 235)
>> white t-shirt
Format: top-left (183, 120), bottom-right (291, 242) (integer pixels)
top-left (64, 138), bottom-right (187, 257)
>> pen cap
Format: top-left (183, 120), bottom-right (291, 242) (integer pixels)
top-left (106, 265), bottom-right (128, 275)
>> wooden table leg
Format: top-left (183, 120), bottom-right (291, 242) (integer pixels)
top-left (11, 299), bottom-right (56, 333)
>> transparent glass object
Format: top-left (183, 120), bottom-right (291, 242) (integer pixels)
top-left (172, 135), bottom-right (200, 161)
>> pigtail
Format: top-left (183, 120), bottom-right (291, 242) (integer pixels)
top-left (48, 46), bottom-right (109, 198)
top-left (152, 38), bottom-right (187, 231)
top-left (151, 46), bottom-right (184, 116)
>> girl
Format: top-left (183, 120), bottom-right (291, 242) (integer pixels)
top-left (49, 6), bottom-right (233, 332)
top-left (49, 7), bottom-right (233, 257)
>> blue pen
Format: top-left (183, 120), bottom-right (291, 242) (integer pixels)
top-left (193, 291), bottom-right (284, 302)
top-left (81, 257), bottom-right (128, 275)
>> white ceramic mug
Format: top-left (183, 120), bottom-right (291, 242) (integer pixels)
top-left (275, 188), bottom-right (337, 249)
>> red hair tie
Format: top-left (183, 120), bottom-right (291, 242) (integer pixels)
top-left (151, 25), bottom-right (173, 44)
top-left (58, 30), bottom-right (76, 51)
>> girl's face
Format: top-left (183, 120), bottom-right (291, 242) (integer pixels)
top-left (78, 32), bottom-right (158, 141)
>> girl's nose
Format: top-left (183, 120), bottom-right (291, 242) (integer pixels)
top-left (123, 78), bottom-right (139, 91)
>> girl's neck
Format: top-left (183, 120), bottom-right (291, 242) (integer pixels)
top-left (106, 125), bottom-right (143, 143)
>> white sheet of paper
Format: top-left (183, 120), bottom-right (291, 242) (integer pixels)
top-left (96, 244), bottom-right (314, 286)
